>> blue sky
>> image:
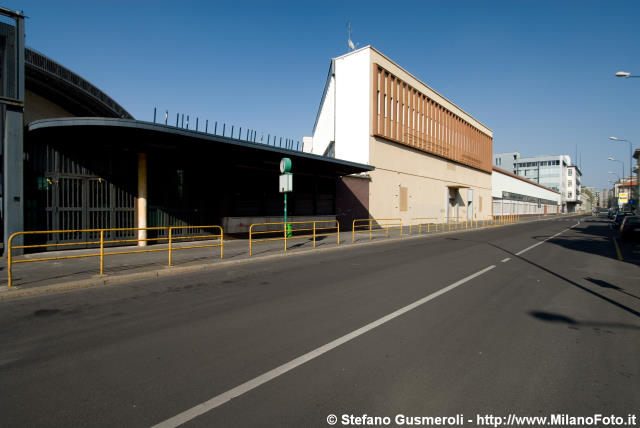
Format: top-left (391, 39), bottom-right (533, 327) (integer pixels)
top-left (11, 0), bottom-right (640, 190)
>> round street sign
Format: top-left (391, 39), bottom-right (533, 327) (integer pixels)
top-left (280, 157), bottom-right (292, 173)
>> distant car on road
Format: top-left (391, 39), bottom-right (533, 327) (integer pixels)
top-left (619, 216), bottom-right (640, 242)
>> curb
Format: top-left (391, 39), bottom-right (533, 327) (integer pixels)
top-left (0, 215), bottom-right (584, 301)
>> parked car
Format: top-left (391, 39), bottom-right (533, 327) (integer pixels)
top-left (612, 211), bottom-right (633, 229)
top-left (619, 216), bottom-right (640, 242)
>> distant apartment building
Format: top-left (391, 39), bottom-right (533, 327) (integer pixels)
top-left (493, 152), bottom-right (520, 174)
top-left (510, 154), bottom-right (580, 213)
top-left (565, 165), bottom-right (582, 212)
top-left (582, 186), bottom-right (598, 207)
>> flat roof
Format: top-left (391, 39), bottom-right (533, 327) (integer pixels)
top-left (27, 117), bottom-right (374, 177)
top-left (335, 46), bottom-right (493, 136)
top-left (493, 166), bottom-right (560, 195)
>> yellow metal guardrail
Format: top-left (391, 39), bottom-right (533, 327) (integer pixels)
top-left (443, 216), bottom-right (468, 231)
top-left (7, 225), bottom-right (223, 287)
top-left (249, 220), bottom-right (340, 256)
top-left (490, 214), bottom-right (520, 225)
top-left (352, 218), bottom-right (402, 242)
top-left (409, 218), bottom-right (440, 234)
top-left (168, 225), bottom-right (223, 266)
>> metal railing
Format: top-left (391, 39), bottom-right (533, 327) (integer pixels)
top-left (168, 225), bottom-right (223, 266)
top-left (409, 218), bottom-right (440, 234)
top-left (443, 216), bottom-right (467, 231)
top-left (249, 220), bottom-right (340, 256)
top-left (491, 214), bottom-right (520, 225)
top-left (7, 225), bottom-right (223, 287)
top-left (352, 218), bottom-right (402, 242)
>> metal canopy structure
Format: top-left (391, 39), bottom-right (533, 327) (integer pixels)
top-left (23, 118), bottom-right (373, 246)
top-left (27, 118), bottom-right (372, 177)
top-left (25, 49), bottom-right (133, 119)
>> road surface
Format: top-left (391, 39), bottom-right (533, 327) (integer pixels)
top-left (1, 216), bottom-right (638, 427)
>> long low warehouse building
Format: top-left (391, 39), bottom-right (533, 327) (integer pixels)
top-left (492, 167), bottom-right (561, 216)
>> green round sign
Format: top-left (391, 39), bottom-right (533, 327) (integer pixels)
top-left (280, 157), bottom-right (292, 173)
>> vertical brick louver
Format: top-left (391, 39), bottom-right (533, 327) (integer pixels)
top-left (371, 63), bottom-right (492, 173)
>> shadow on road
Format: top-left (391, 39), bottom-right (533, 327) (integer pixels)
top-left (585, 277), bottom-right (640, 302)
top-left (487, 242), bottom-right (640, 320)
top-left (529, 310), bottom-right (640, 331)
top-left (529, 218), bottom-right (639, 267)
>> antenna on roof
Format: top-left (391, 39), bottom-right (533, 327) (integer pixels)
top-left (347, 21), bottom-right (357, 51)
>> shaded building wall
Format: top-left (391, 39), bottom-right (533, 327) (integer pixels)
top-left (336, 175), bottom-right (370, 230)
top-left (24, 89), bottom-right (75, 124)
top-left (24, 131), bottom-right (341, 247)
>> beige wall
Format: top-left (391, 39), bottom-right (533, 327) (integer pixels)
top-left (24, 89), bottom-right (74, 125)
top-left (366, 47), bottom-right (492, 224)
top-left (369, 136), bottom-right (492, 223)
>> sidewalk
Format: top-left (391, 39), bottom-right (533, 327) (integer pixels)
top-left (0, 215), bottom-right (579, 300)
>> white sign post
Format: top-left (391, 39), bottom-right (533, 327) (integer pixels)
top-left (279, 158), bottom-right (293, 236)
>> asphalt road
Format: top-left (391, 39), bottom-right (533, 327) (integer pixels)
top-left (1, 216), bottom-right (639, 428)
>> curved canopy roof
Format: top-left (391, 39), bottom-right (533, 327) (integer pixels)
top-left (25, 48), bottom-right (133, 119)
top-left (28, 117), bottom-right (373, 177)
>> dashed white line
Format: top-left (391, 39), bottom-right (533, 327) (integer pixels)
top-left (501, 258), bottom-right (511, 263)
top-left (151, 264), bottom-right (497, 428)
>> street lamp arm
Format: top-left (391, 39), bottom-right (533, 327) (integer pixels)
top-left (615, 71), bottom-right (640, 78)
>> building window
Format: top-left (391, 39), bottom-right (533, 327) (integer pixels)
top-left (568, 169), bottom-right (572, 176)
top-left (568, 192), bottom-right (573, 198)
top-left (568, 180), bottom-right (572, 187)
top-left (399, 186), bottom-right (408, 212)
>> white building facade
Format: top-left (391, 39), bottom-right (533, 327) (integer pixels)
top-left (565, 165), bottom-right (582, 212)
top-left (492, 167), bottom-right (561, 216)
top-left (308, 46), bottom-right (494, 225)
top-left (511, 154), bottom-right (581, 212)
top-left (493, 152), bottom-right (520, 174)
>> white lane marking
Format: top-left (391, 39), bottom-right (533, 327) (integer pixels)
top-left (515, 222), bottom-right (579, 256)
top-left (151, 264), bottom-right (497, 428)
top-left (501, 258), bottom-right (511, 263)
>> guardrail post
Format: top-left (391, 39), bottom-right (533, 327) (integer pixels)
top-left (369, 219), bottom-right (373, 240)
top-left (336, 221), bottom-right (340, 245)
top-left (7, 233), bottom-right (14, 287)
top-left (168, 228), bottom-right (173, 266)
top-left (99, 230), bottom-right (104, 275)
top-left (284, 223), bottom-right (287, 252)
top-left (352, 220), bottom-right (356, 243)
top-left (220, 228), bottom-right (224, 259)
top-left (313, 222), bottom-right (316, 248)
top-left (249, 225), bottom-right (253, 256)
top-left (399, 220), bottom-right (403, 236)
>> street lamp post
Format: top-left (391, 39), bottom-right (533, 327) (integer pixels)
top-left (608, 173), bottom-right (622, 207)
top-left (614, 70), bottom-right (640, 204)
top-left (609, 137), bottom-right (634, 200)
top-left (607, 157), bottom-right (625, 182)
